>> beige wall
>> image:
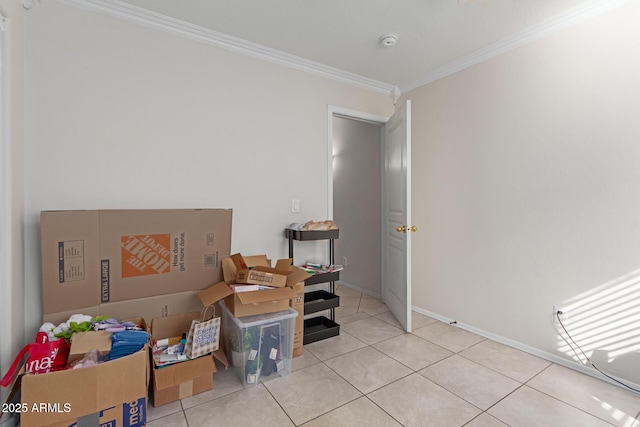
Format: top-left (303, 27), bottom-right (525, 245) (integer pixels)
top-left (405, 1), bottom-right (640, 384)
top-left (333, 116), bottom-right (382, 296)
top-left (23, 2), bottom-right (393, 338)
top-left (0, 0), bottom-right (25, 410)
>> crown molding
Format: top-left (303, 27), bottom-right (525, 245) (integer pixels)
top-left (55, 0), bottom-right (394, 96)
top-left (398, 0), bottom-right (634, 93)
top-left (54, 0), bottom-right (629, 98)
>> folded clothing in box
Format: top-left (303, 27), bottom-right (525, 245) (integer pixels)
top-left (109, 330), bottom-right (150, 361)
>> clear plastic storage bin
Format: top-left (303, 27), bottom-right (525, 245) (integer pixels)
top-left (220, 299), bottom-right (298, 387)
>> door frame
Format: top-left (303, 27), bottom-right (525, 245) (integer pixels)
top-left (328, 105), bottom-right (405, 312)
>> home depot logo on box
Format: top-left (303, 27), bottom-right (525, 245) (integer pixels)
top-left (121, 234), bottom-right (172, 278)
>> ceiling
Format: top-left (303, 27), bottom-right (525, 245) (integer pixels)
top-left (67, 0), bottom-right (625, 96)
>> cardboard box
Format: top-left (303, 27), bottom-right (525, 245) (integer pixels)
top-left (100, 290), bottom-right (204, 327)
top-left (290, 282), bottom-right (305, 357)
top-left (41, 209), bottom-right (233, 316)
top-left (42, 291), bottom-right (204, 333)
top-left (230, 254), bottom-right (310, 288)
top-left (199, 281), bottom-right (298, 318)
top-left (18, 346), bottom-right (149, 427)
top-left (222, 254), bottom-right (270, 283)
top-left (44, 397), bottom-right (147, 427)
top-left (149, 312), bottom-right (218, 406)
top-left (68, 331), bottom-right (113, 363)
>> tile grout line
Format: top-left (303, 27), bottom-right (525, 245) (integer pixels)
top-left (522, 364), bottom-right (621, 426)
top-left (362, 394), bottom-right (406, 426)
top-left (260, 382), bottom-right (299, 426)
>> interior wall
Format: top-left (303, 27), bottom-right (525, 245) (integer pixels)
top-left (404, 1), bottom-right (640, 385)
top-left (332, 116), bottom-right (382, 297)
top-left (0, 0), bottom-right (25, 412)
top-left (23, 2), bottom-right (393, 338)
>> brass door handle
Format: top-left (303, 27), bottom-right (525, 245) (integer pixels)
top-left (396, 225), bottom-right (417, 233)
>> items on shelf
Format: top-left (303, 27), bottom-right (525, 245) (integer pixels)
top-left (286, 227), bottom-right (341, 345)
top-left (302, 262), bottom-right (344, 274)
top-left (288, 220), bottom-right (338, 231)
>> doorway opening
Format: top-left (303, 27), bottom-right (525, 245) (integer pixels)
top-left (327, 107), bottom-right (387, 299)
top-left (327, 102), bottom-right (412, 332)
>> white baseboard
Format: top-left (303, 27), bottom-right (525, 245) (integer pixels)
top-left (411, 306), bottom-right (640, 394)
top-left (337, 281), bottom-right (381, 299)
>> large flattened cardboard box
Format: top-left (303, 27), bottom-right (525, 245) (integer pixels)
top-left (18, 345), bottom-right (149, 427)
top-left (150, 312), bottom-right (218, 407)
top-left (40, 209), bottom-right (232, 320)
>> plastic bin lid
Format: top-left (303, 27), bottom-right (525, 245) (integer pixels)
top-left (219, 299), bottom-right (298, 327)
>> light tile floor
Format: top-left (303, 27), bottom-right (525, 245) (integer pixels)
top-left (147, 284), bottom-right (640, 427)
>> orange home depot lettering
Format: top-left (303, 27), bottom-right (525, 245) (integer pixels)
top-left (121, 234), bottom-right (172, 278)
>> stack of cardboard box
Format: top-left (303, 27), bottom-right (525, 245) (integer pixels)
top-left (5, 209), bottom-right (310, 426)
top-left (198, 252), bottom-right (310, 358)
top-left (9, 209), bottom-right (233, 427)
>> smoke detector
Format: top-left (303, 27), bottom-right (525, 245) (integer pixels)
top-left (379, 34), bottom-right (398, 47)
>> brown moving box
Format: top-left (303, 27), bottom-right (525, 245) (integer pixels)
top-left (150, 312), bottom-right (219, 407)
top-left (199, 281), bottom-right (302, 318)
top-left (40, 209), bottom-right (232, 317)
top-left (222, 254), bottom-right (270, 283)
top-left (10, 318), bottom-right (150, 427)
top-left (230, 254), bottom-right (310, 288)
top-left (18, 345), bottom-right (149, 427)
top-left (290, 282), bottom-right (305, 357)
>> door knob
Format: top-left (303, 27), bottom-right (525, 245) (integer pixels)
top-left (396, 225), bottom-right (406, 232)
top-left (410, 226), bottom-right (418, 232)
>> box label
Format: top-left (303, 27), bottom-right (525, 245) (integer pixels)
top-left (66, 398), bottom-right (146, 427)
top-left (121, 234), bottom-right (172, 278)
top-left (204, 252), bottom-right (218, 268)
top-left (122, 398), bottom-right (146, 427)
top-left (248, 271), bottom-right (273, 283)
top-left (101, 259), bottom-right (110, 302)
top-left (58, 240), bottom-right (85, 283)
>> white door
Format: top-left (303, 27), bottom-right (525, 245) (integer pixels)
top-left (382, 100), bottom-right (412, 332)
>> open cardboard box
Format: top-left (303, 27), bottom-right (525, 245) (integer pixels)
top-left (199, 276), bottom-right (310, 318)
top-left (149, 312), bottom-right (220, 407)
top-left (222, 254), bottom-right (270, 283)
top-left (229, 254), bottom-right (310, 288)
top-left (9, 318), bottom-right (150, 427)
